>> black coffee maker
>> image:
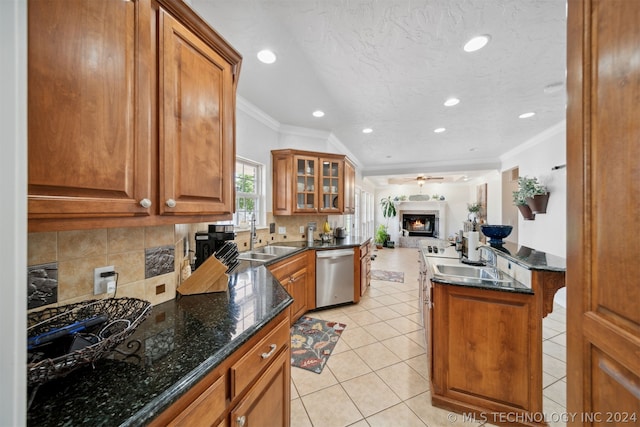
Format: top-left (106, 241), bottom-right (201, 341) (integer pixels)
top-left (194, 224), bottom-right (235, 269)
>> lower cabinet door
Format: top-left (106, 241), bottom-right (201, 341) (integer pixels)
top-left (229, 348), bottom-right (290, 427)
top-left (169, 374), bottom-right (226, 427)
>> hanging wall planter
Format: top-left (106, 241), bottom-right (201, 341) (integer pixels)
top-left (517, 204), bottom-right (536, 220)
top-left (526, 193), bottom-right (550, 214)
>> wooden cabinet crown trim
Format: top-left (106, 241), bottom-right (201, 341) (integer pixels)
top-left (155, 0), bottom-right (242, 67)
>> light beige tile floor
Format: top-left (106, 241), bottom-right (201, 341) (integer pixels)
top-left (291, 247), bottom-right (567, 427)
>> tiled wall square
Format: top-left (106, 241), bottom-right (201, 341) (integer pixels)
top-left (28, 262), bottom-right (58, 310)
top-left (58, 255), bottom-right (108, 301)
top-left (144, 273), bottom-right (177, 306)
top-left (114, 279), bottom-right (146, 301)
top-left (108, 250), bottom-right (146, 285)
top-left (58, 229), bottom-right (107, 261)
top-left (28, 232), bottom-right (57, 265)
top-left (145, 225), bottom-right (175, 248)
top-left (145, 246), bottom-right (175, 279)
top-left (108, 227), bottom-right (145, 253)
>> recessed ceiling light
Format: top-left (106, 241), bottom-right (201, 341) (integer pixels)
top-left (362, 128), bottom-right (373, 134)
top-left (464, 35), bottom-right (491, 52)
top-left (444, 98), bottom-right (460, 107)
top-left (312, 110), bottom-right (325, 118)
top-left (519, 112), bottom-right (536, 119)
top-left (257, 49), bottom-right (277, 64)
top-left (434, 127), bottom-right (446, 133)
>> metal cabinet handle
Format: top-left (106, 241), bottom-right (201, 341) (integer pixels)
top-left (261, 344), bottom-right (277, 359)
top-left (139, 198), bottom-right (152, 208)
top-left (165, 198), bottom-right (177, 208)
top-left (236, 415), bottom-right (246, 427)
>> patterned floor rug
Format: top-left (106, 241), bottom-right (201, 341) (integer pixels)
top-left (371, 269), bottom-right (405, 283)
top-left (290, 316), bottom-right (346, 374)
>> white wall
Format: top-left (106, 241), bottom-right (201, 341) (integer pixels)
top-left (235, 98), bottom-right (280, 212)
top-left (501, 122), bottom-right (566, 258)
top-left (2, 0), bottom-right (27, 424)
top-left (470, 171), bottom-right (502, 225)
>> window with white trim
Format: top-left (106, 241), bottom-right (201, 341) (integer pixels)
top-left (234, 157), bottom-right (264, 228)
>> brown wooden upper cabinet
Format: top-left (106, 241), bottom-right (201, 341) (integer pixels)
top-left (27, 0), bottom-right (241, 232)
top-left (272, 149), bottom-right (355, 215)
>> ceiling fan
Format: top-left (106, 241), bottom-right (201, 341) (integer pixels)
top-left (389, 175), bottom-right (445, 186)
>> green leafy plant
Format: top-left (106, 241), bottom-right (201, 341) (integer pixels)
top-left (467, 202), bottom-right (482, 213)
top-left (512, 188), bottom-right (528, 206)
top-left (375, 224), bottom-right (388, 245)
top-left (380, 196), bottom-right (397, 228)
top-left (518, 176), bottom-right (547, 198)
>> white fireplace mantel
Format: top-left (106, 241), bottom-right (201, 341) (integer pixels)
top-left (397, 200), bottom-right (447, 239)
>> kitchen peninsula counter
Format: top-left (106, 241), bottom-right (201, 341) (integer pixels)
top-left (27, 236), bottom-right (371, 426)
top-left (420, 241), bottom-right (566, 426)
top-left (27, 262), bottom-right (293, 426)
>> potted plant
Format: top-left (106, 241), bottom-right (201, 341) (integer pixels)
top-left (467, 202), bottom-right (482, 222)
top-left (518, 176), bottom-right (550, 214)
top-left (379, 196), bottom-right (397, 247)
top-left (375, 224), bottom-right (388, 249)
top-left (512, 188), bottom-right (535, 220)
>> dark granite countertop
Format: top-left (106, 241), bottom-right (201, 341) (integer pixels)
top-left (420, 243), bottom-right (534, 295)
top-left (261, 236), bottom-right (371, 254)
top-left (27, 263), bottom-right (293, 427)
top-left (486, 242), bottom-right (566, 272)
top-left (26, 236), bottom-right (371, 426)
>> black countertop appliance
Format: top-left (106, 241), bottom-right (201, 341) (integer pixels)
top-left (194, 224), bottom-right (235, 269)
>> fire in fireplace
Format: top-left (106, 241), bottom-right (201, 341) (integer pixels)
top-left (402, 214), bottom-right (437, 237)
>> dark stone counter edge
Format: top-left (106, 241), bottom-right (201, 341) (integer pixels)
top-left (486, 242), bottom-right (566, 272)
top-left (123, 296), bottom-right (292, 427)
top-left (430, 276), bottom-right (534, 295)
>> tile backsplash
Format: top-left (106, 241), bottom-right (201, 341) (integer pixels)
top-left (28, 225), bottom-right (180, 312)
top-left (27, 213), bottom-right (331, 312)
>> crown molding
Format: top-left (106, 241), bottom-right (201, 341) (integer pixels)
top-left (236, 96), bottom-right (281, 131)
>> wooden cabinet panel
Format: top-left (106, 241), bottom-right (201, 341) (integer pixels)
top-left (152, 311), bottom-right (290, 427)
top-left (272, 153), bottom-right (293, 215)
top-left (567, 1), bottom-right (640, 422)
top-left (159, 11), bottom-right (235, 216)
top-left (28, 0), bottom-right (241, 231)
top-left (169, 374), bottom-right (226, 427)
top-left (430, 283), bottom-right (541, 425)
top-left (318, 157), bottom-right (342, 213)
top-left (231, 318), bottom-right (290, 399)
top-left (359, 241), bottom-right (371, 297)
top-left (28, 0), bottom-right (152, 220)
top-left (229, 349), bottom-right (290, 427)
top-left (288, 267), bottom-right (309, 322)
top-left (271, 149), bottom-right (354, 215)
top-left (268, 252), bottom-right (312, 324)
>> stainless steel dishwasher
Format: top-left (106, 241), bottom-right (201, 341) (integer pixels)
top-left (316, 249), bottom-right (355, 308)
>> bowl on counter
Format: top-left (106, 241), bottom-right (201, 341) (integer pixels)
top-left (480, 224), bottom-right (513, 245)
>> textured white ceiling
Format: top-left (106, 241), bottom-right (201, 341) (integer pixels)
top-left (192, 0), bottom-right (567, 182)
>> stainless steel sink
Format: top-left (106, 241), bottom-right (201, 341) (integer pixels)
top-left (433, 264), bottom-right (512, 283)
top-left (237, 245), bottom-right (299, 263)
top-left (253, 245), bottom-right (299, 256)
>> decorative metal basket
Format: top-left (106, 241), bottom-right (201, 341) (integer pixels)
top-left (27, 297), bottom-right (152, 388)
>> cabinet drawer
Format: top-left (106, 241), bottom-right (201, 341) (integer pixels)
top-left (169, 374), bottom-right (226, 427)
top-left (230, 318), bottom-right (290, 399)
top-left (268, 253), bottom-right (307, 283)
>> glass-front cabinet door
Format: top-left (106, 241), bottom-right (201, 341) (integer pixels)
top-left (319, 157), bottom-right (343, 212)
top-left (294, 155), bottom-right (318, 212)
